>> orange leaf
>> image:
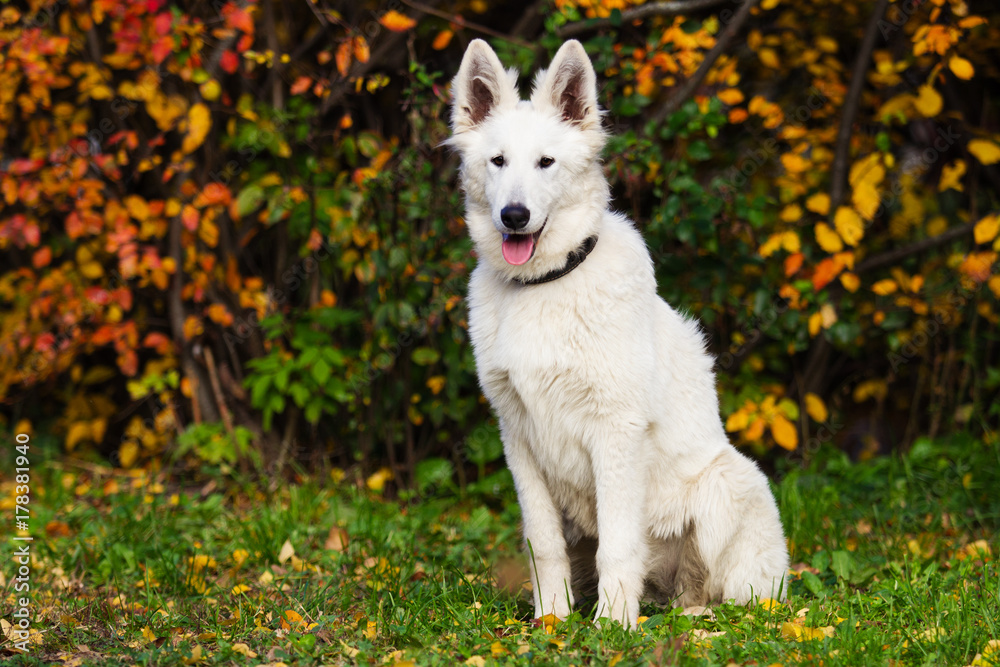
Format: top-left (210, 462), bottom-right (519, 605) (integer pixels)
top-left (335, 40), bottom-right (352, 77)
top-left (32, 246), bottom-right (52, 268)
top-left (811, 257), bottom-right (841, 291)
top-left (379, 10), bottom-right (417, 32)
top-left (181, 205), bottom-right (199, 231)
top-left (784, 252), bottom-right (804, 277)
top-left (290, 76), bottom-right (312, 95)
top-left (432, 29), bottom-right (454, 51)
top-left (352, 36), bottom-right (370, 64)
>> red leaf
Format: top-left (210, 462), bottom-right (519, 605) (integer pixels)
top-left (153, 11), bottom-right (172, 35)
top-left (143, 332), bottom-right (173, 354)
top-left (220, 50), bottom-right (239, 74)
top-left (92, 325), bottom-right (117, 346)
top-left (85, 287), bottom-right (111, 306)
top-left (152, 36), bottom-right (173, 64)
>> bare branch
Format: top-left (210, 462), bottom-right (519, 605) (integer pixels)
top-left (829, 0), bottom-right (890, 210)
top-left (651, 0), bottom-right (761, 125)
top-left (855, 220), bottom-right (978, 275)
top-left (399, 0), bottom-right (535, 50)
top-left (558, 0), bottom-right (731, 39)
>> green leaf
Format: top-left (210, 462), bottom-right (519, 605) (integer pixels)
top-left (802, 570), bottom-right (823, 596)
top-left (311, 357), bottom-right (331, 385)
top-left (235, 184), bottom-right (266, 217)
top-left (411, 347), bottom-right (440, 365)
top-left (831, 550), bottom-right (853, 580)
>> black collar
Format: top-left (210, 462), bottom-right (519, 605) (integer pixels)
top-left (514, 236), bottom-right (598, 286)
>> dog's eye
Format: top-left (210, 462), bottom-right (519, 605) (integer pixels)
top-left (539, 156), bottom-right (555, 168)
top-left (491, 155), bottom-right (505, 167)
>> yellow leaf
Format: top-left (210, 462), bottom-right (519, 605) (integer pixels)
top-left (379, 10), bottom-right (416, 32)
top-left (141, 626), bottom-right (157, 643)
top-left (760, 233), bottom-right (784, 258)
top-left (948, 55), bottom-right (974, 80)
top-left (974, 214), bottom-right (1000, 245)
top-left (780, 204), bottom-right (802, 222)
top-left (834, 207), bottom-right (864, 247)
top-left (781, 153), bottom-right (810, 173)
top-left (426, 375), bottom-right (446, 395)
top-left (848, 154), bottom-right (884, 188)
top-left (717, 88), bottom-right (745, 105)
top-left (181, 103), bottom-right (211, 154)
top-left (805, 192), bottom-right (830, 215)
top-left (913, 85), bottom-right (942, 117)
top-left (813, 222), bottom-right (843, 253)
top-left (840, 272), bottom-right (860, 292)
top-left (816, 36), bottom-right (837, 53)
top-left (119, 440), bottom-right (139, 468)
top-left (871, 279), bottom-right (898, 295)
top-left (758, 47), bottom-right (780, 69)
top-left (232, 643), bottom-right (258, 658)
top-left (770, 414), bottom-right (798, 450)
top-left (366, 466), bottom-right (393, 492)
top-left (804, 393), bottom-right (828, 422)
top-left (852, 181), bottom-right (881, 220)
top-left (726, 409), bottom-right (750, 432)
top-left (759, 597), bottom-right (783, 611)
top-left (464, 657), bottom-right (487, 667)
top-left (853, 379), bottom-right (887, 403)
top-left (66, 422), bottom-right (92, 451)
top-left (938, 160), bottom-right (966, 192)
top-left (808, 311), bottom-right (822, 337)
top-left (760, 0), bottom-right (779, 9)
top-left (782, 230), bottom-right (801, 253)
top-left (968, 139), bottom-right (1000, 165)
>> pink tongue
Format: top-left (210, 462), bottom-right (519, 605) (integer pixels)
top-left (501, 234), bottom-right (535, 265)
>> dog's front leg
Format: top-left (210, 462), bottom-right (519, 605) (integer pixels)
top-left (505, 438), bottom-right (574, 619)
top-left (591, 431), bottom-right (649, 629)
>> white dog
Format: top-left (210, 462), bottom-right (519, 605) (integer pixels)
top-left (448, 39), bottom-right (789, 629)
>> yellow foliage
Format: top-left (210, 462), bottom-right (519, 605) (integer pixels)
top-left (804, 393), bottom-right (828, 422)
top-left (853, 379), bottom-right (888, 403)
top-left (181, 103), bottom-right (211, 154)
top-left (938, 160), bottom-right (966, 192)
top-left (840, 272), bottom-right (861, 292)
top-left (973, 214), bottom-right (999, 245)
top-left (770, 414), bottom-right (798, 450)
top-left (834, 207), bottom-right (864, 247)
top-left (871, 279), bottom-right (898, 295)
top-left (805, 192), bottom-right (830, 215)
top-left (968, 139), bottom-right (1000, 165)
top-left (948, 55), bottom-right (974, 80)
top-left (913, 85), bottom-right (943, 117)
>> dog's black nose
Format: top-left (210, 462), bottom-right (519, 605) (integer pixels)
top-left (501, 205), bottom-right (530, 230)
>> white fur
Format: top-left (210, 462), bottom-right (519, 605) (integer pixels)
top-left (450, 39), bottom-right (789, 629)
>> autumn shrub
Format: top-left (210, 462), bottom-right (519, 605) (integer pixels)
top-left (1, 0), bottom-right (998, 483)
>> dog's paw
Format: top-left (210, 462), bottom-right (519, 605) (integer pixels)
top-left (593, 597), bottom-right (639, 630)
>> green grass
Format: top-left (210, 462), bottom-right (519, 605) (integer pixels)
top-left (1, 433), bottom-right (999, 666)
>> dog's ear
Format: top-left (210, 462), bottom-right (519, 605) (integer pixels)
top-left (532, 40), bottom-right (600, 130)
top-left (451, 39), bottom-right (518, 133)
